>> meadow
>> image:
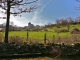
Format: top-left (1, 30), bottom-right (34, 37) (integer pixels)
top-left (0, 31), bottom-right (71, 41)
top-left (0, 24), bottom-right (80, 44)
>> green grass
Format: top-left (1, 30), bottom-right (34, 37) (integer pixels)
top-left (0, 31), bottom-right (73, 40)
top-left (0, 24), bottom-right (80, 41)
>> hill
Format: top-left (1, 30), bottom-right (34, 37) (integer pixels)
top-left (0, 23), bottom-right (80, 44)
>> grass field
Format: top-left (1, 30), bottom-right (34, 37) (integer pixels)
top-left (0, 24), bottom-right (80, 39)
top-left (0, 31), bottom-right (71, 40)
top-left (0, 24), bottom-right (80, 44)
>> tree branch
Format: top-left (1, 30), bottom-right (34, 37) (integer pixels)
top-left (10, 6), bottom-right (37, 14)
top-left (10, 0), bottom-right (37, 6)
top-left (76, 0), bottom-right (80, 2)
top-left (0, 0), bottom-right (39, 14)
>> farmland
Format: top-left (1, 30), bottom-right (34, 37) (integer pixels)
top-left (0, 24), bottom-right (80, 44)
top-left (0, 24), bottom-right (80, 38)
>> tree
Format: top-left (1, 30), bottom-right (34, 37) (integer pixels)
top-left (76, 0), bottom-right (80, 10)
top-left (75, 16), bottom-right (80, 23)
top-left (0, 0), bottom-right (39, 43)
top-left (59, 18), bottom-right (67, 26)
top-left (66, 17), bottom-right (70, 32)
top-left (56, 19), bottom-right (61, 28)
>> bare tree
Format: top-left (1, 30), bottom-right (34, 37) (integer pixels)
top-left (75, 16), bottom-right (80, 23)
top-left (76, 0), bottom-right (80, 10)
top-left (0, 0), bottom-right (39, 43)
top-left (59, 18), bottom-right (67, 26)
top-left (56, 19), bottom-right (61, 28)
top-left (66, 17), bottom-right (71, 32)
top-left (76, 0), bottom-right (80, 1)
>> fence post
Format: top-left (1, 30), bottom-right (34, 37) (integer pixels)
top-left (44, 33), bottom-right (46, 45)
top-left (27, 32), bottom-right (29, 40)
top-left (53, 35), bottom-right (55, 43)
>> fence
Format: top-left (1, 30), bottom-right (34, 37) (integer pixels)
top-left (0, 32), bottom-right (80, 44)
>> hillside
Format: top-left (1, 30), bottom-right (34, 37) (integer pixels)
top-left (0, 23), bottom-right (80, 44)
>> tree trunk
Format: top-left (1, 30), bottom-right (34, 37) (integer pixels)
top-left (4, 0), bottom-right (10, 43)
top-left (44, 33), bottom-right (46, 45)
top-left (27, 32), bottom-right (29, 40)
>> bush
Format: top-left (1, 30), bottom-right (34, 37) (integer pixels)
top-left (44, 29), bottom-right (48, 32)
top-left (0, 33), bottom-right (4, 42)
top-left (9, 36), bottom-right (25, 44)
top-left (55, 29), bottom-right (68, 33)
top-left (71, 28), bottom-right (80, 34)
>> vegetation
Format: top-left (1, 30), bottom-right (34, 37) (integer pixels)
top-left (0, 0), bottom-right (80, 59)
top-left (0, 42), bottom-right (80, 58)
top-left (0, 17), bottom-right (80, 59)
top-left (0, 23), bottom-right (80, 44)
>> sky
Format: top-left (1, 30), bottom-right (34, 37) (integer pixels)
top-left (0, 0), bottom-right (80, 27)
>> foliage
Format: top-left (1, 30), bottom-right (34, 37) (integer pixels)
top-left (0, 43), bottom-right (80, 57)
top-left (0, 24), bottom-right (80, 44)
top-left (71, 28), bottom-right (80, 34)
top-left (8, 36), bottom-right (26, 44)
top-left (44, 29), bottom-right (48, 32)
top-left (0, 33), bottom-right (4, 42)
top-left (55, 29), bottom-right (68, 33)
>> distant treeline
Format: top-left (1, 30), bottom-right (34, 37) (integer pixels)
top-left (44, 17), bottom-right (80, 28)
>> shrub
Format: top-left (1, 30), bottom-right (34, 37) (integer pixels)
top-left (9, 36), bottom-right (25, 44)
top-left (55, 29), bottom-right (68, 33)
top-left (44, 29), bottom-right (48, 32)
top-left (71, 28), bottom-right (80, 34)
top-left (0, 33), bottom-right (4, 42)
top-left (60, 29), bottom-right (68, 32)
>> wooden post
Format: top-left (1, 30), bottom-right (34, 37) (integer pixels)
top-left (44, 33), bottom-right (46, 44)
top-left (53, 35), bottom-right (55, 43)
top-left (27, 32), bottom-right (29, 40)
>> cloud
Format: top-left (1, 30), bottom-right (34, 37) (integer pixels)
top-left (39, 0), bottom-right (52, 13)
top-left (32, 11), bottom-right (38, 21)
top-left (31, 0), bottom-right (52, 25)
top-left (0, 12), bottom-right (26, 27)
top-left (10, 16), bottom-right (23, 26)
top-left (32, 0), bottom-right (52, 18)
top-left (0, 9), bottom-right (6, 23)
top-left (0, 8), bottom-right (32, 27)
top-left (10, 15), bottom-right (33, 27)
top-left (31, 11), bottom-right (49, 26)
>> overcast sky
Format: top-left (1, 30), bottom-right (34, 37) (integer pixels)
top-left (0, 0), bottom-right (80, 27)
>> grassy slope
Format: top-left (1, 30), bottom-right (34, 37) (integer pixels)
top-left (0, 24), bottom-right (80, 40)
